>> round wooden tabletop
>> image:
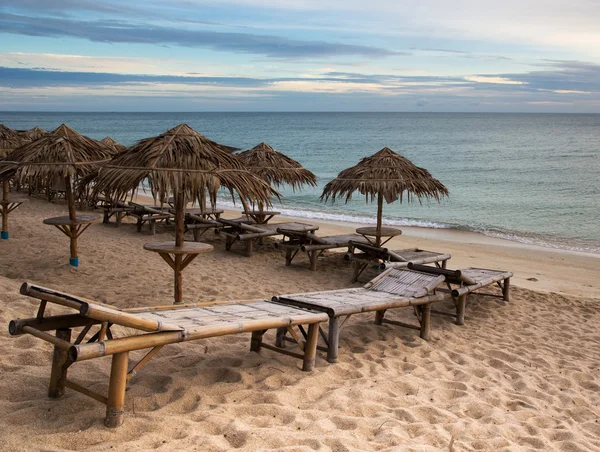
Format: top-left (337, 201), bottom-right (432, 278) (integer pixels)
top-left (355, 226), bottom-right (403, 238)
top-left (143, 241), bottom-right (214, 255)
top-left (43, 214), bottom-right (102, 226)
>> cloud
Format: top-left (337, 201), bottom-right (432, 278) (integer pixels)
top-left (0, 13), bottom-right (399, 59)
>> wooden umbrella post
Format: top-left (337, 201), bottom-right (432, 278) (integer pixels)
top-left (174, 190), bottom-right (185, 305)
top-left (1, 180), bottom-right (8, 239)
top-left (64, 175), bottom-right (79, 267)
top-left (376, 192), bottom-right (383, 247)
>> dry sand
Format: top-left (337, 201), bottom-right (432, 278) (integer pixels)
top-left (0, 198), bottom-right (599, 451)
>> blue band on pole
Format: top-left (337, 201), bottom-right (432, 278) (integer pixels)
top-left (1, 231), bottom-right (8, 240)
top-left (70, 257), bottom-right (79, 267)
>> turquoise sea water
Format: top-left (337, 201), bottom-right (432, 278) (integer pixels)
top-left (1, 112), bottom-right (599, 254)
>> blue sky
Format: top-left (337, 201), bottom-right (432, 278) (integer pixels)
top-left (1, 0), bottom-right (599, 112)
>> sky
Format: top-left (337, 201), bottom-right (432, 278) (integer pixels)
top-left (1, 0), bottom-right (600, 112)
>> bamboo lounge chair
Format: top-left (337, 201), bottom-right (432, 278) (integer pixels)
top-left (128, 201), bottom-right (175, 234)
top-left (275, 229), bottom-right (371, 270)
top-left (94, 196), bottom-right (133, 226)
top-left (405, 263), bottom-right (512, 325)
top-left (347, 241), bottom-right (452, 281)
top-left (9, 283), bottom-right (328, 428)
top-left (177, 207), bottom-right (225, 241)
top-left (273, 267), bottom-right (445, 363)
top-left (217, 220), bottom-right (319, 256)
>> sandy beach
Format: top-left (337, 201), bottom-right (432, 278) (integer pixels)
top-left (1, 198), bottom-right (599, 451)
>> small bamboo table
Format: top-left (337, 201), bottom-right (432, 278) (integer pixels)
top-left (1, 195), bottom-right (28, 240)
top-left (43, 214), bottom-right (101, 266)
top-left (242, 210), bottom-right (280, 224)
top-left (356, 226), bottom-right (403, 247)
top-left (143, 241), bottom-right (214, 304)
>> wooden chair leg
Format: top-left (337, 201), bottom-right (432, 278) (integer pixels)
top-left (285, 249), bottom-right (292, 266)
top-left (502, 278), bottom-right (510, 302)
top-left (246, 240), bottom-right (253, 257)
top-left (275, 327), bottom-right (287, 348)
top-left (374, 309), bottom-right (386, 325)
top-left (419, 304), bottom-right (431, 340)
top-left (456, 294), bottom-right (467, 326)
top-left (48, 328), bottom-right (71, 398)
top-left (225, 236), bottom-right (234, 251)
top-left (250, 330), bottom-right (264, 352)
top-left (309, 251), bottom-right (318, 271)
top-left (326, 317), bottom-right (340, 363)
top-left (149, 220), bottom-right (156, 235)
top-left (442, 259), bottom-right (447, 269)
top-left (105, 352), bottom-right (129, 428)
top-left (302, 324), bottom-right (319, 372)
top-left (136, 218), bottom-right (143, 232)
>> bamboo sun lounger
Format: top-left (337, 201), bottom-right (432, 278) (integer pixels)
top-left (94, 196), bottom-right (134, 226)
top-left (406, 263), bottom-right (513, 325)
top-left (10, 283), bottom-right (328, 428)
top-left (275, 229), bottom-right (371, 270)
top-left (180, 207), bottom-right (225, 240)
top-left (347, 241), bottom-right (452, 281)
top-left (273, 267), bottom-right (445, 363)
top-left (129, 202), bottom-right (175, 234)
top-left (217, 220), bottom-right (319, 256)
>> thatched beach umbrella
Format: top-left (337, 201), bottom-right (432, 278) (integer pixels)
top-left (0, 124), bottom-right (114, 263)
top-left (238, 142), bottom-right (317, 190)
top-left (94, 123), bottom-right (276, 304)
top-left (19, 126), bottom-right (47, 142)
top-left (237, 142), bottom-right (316, 222)
top-left (101, 136), bottom-right (127, 152)
top-left (0, 125), bottom-right (29, 239)
top-left (321, 147), bottom-right (448, 246)
top-left (0, 125), bottom-right (22, 155)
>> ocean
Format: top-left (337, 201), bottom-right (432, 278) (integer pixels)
top-left (1, 112), bottom-right (599, 254)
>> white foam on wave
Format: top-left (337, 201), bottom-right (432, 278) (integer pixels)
top-left (216, 198), bottom-right (450, 229)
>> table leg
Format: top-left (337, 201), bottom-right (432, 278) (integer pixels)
top-left (174, 254), bottom-right (183, 304)
top-left (69, 226), bottom-right (78, 267)
top-left (1, 203), bottom-right (8, 239)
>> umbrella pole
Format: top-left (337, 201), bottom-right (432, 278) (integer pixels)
top-left (174, 190), bottom-right (185, 304)
top-left (1, 181), bottom-right (8, 239)
top-left (376, 192), bottom-right (383, 247)
top-left (64, 175), bottom-right (79, 267)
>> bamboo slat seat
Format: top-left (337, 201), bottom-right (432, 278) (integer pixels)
top-left (347, 241), bottom-right (452, 281)
top-left (94, 196), bottom-right (133, 226)
top-left (274, 267), bottom-right (445, 363)
top-left (128, 202), bottom-right (175, 234)
top-left (276, 230), bottom-right (371, 271)
top-left (10, 283), bottom-right (328, 428)
top-left (407, 263), bottom-right (513, 325)
top-left (180, 207), bottom-right (224, 240)
top-left (217, 221), bottom-right (319, 256)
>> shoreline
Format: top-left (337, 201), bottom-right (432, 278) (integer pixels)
top-left (214, 199), bottom-right (600, 256)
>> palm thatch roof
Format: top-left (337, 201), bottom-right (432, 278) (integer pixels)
top-left (0, 124), bottom-right (24, 157)
top-left (0, 124), bottom-right (114, 183)
top-left (101, 136), bottom-right (127, 152)
top-left (93, 124), bottom-right (276, 207)
top-left (321, 147), bottom-right (448, 204)
top-left (237, 142), bottom-right (317, 190)
top-left (19, 126), bottom-right (47, 141)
